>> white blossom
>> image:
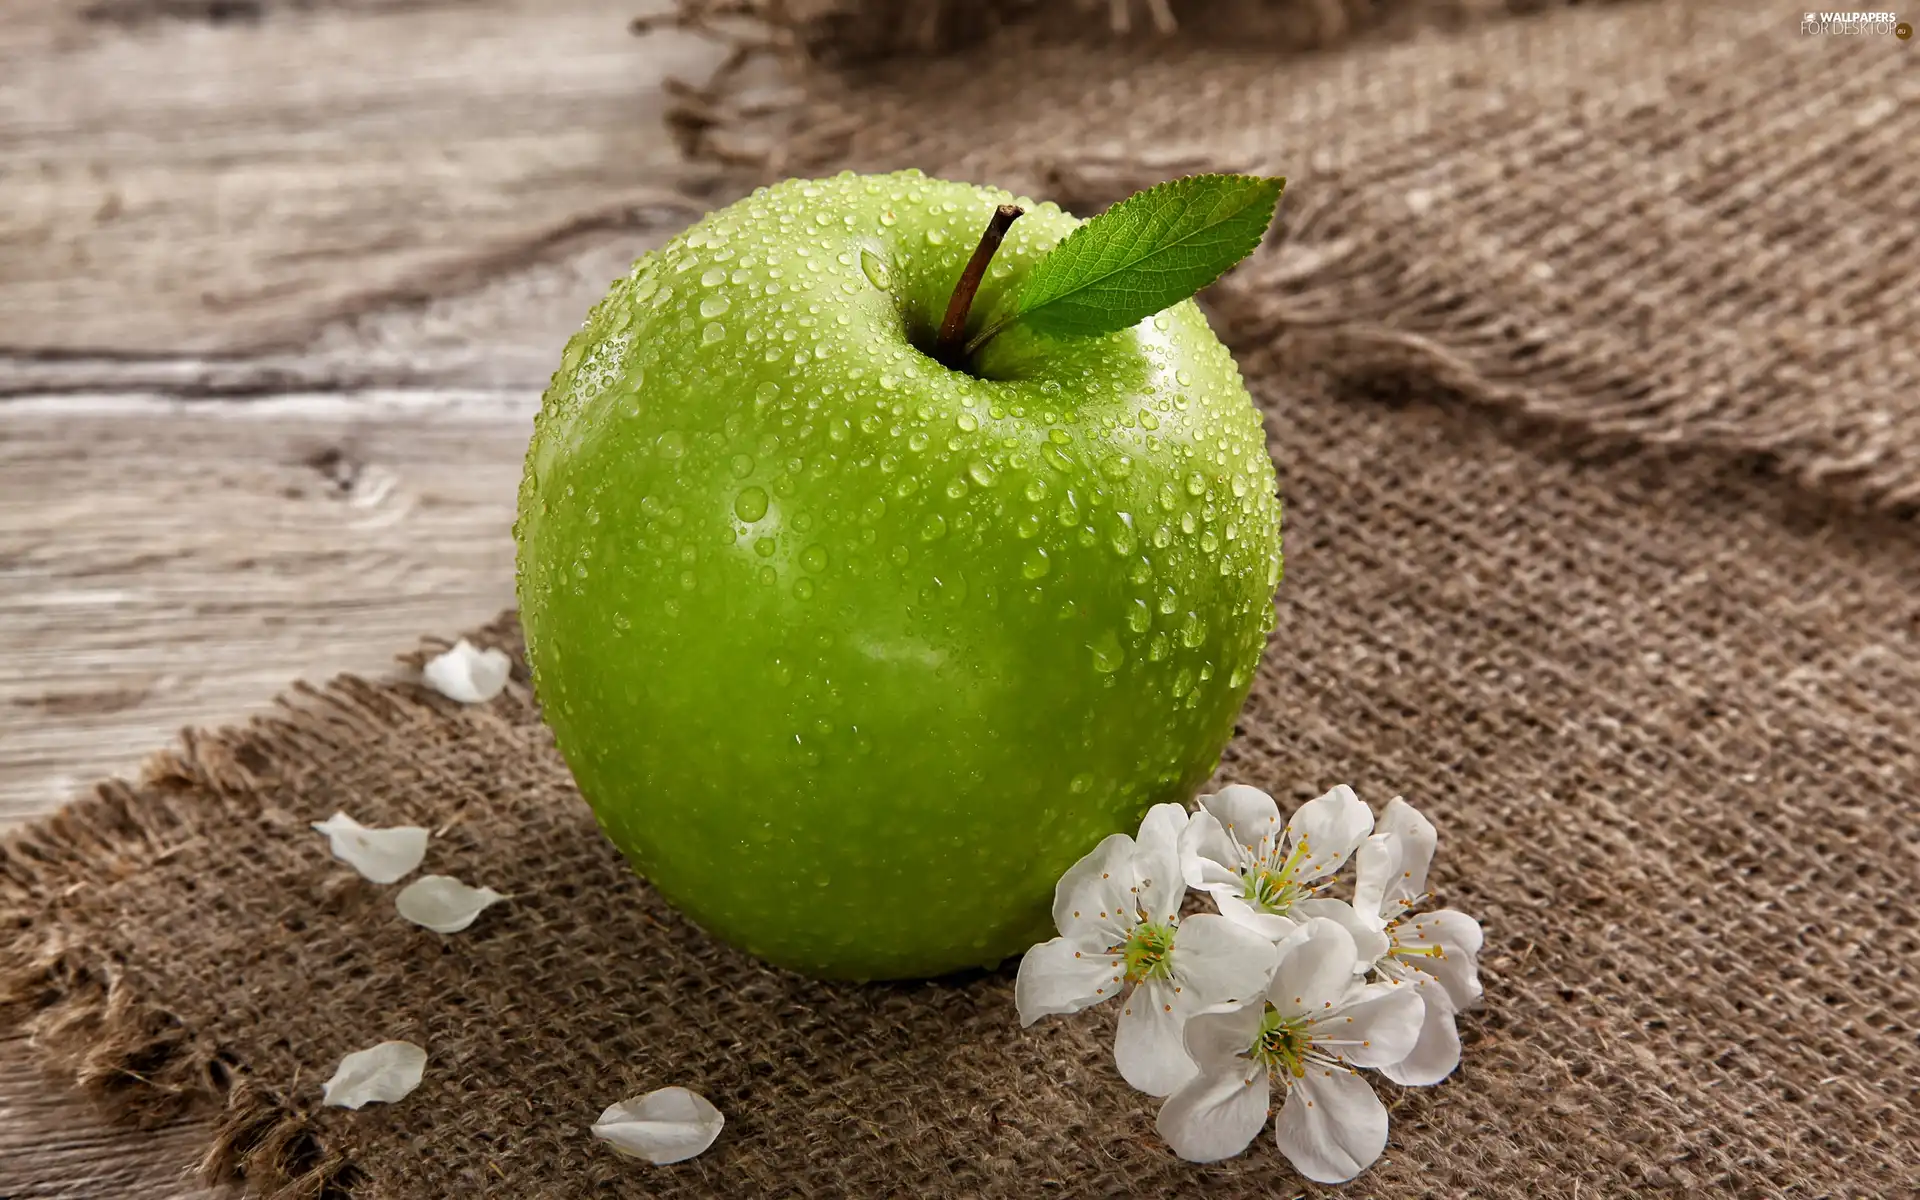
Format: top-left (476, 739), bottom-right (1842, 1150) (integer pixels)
top-left (310, 811), bottom-right (429, 884)
top-left (395, 874), bottom-right (504, 933)
top-left (1178, 784), bottom-right (1374, 940)
top-left (1306, 797), bottom-right (1484, 1086)
top-left (1155, 919), bottom-right (1424, 1181)
top-left (422, 638), bottom-right (511, 703)
top-left (592, 1087), bottom-right (725, 1165)
top-left (1016, 803), bottom-right (1279, 1096)
top-left (321, 1041), bottom-right (427, 1109)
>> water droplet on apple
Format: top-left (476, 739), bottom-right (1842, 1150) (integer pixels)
top-left (908, 431), bottom-right (931, 453)
top-left (1090, 631), bottom-right (1126, 674)
top-left (1176, 369), bottom-right (1193, 386)
top-left (755, 381), bottom-right (780, 409)
top-left (1015, 512), bottom-right (1042, 539)
top-left (702, 322), bottom-right (726, 344)
top-left (734, 487), bottom-right (770, 522)
top-left (1180, 612), bottom-right (1207, 648)
top-left (925, 228), bottom-right (947, 246)
top-left (655, 431), bottom-right (686, 459)
top-left (1101, 455), bottom-right (1134, 480)
top-left (1201, 530), bottom-right (1219, 553)
top-left (1108, 512), bottom-right (1136, 555)
top-left (793, 578), bottom-right (816, 600)
top-left (1181, 511), bottom-right (1197, 534)
top-left (1128, 557), bottom-right (1152, 584)
top-left (919, 513), bottom-right (948, 541)
top-left (700, 295), bottom-right (731, 319)
top-left (800, 544), bottom-right (829, 573)
top-left (1021, 546), bottom-right (1051, 579)
top-left (1069, 772), bottom-right (1094, 794)
top-left (945, 477), bottom-right (969, 501)
top-left (1127, 598), bottom-right (1152, 633)
top-left (754, 536), bottom-right (776, 557)
top-left (861, 495), bottom-right (887, 523)
top-left (859, 247), bottom-right (892, 290)
top-left (730, 454), bottom-right (755, 478)
top-left (954, 412), bottom-right (981, 434)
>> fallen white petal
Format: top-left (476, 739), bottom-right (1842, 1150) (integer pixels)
top-left (310, 811), bottom-right (429, 884)
top-left (321, 1041), bottom-right (427, 1110)
top-left (396, 874), bottom-right (504, 933)
top-left (592, 1087), bottom-right (725, 1164)
top-left (422, 638), bottom-right (512, 703)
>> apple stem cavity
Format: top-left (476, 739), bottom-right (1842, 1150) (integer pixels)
top-left (935, 203), bottom-right (1023, 369)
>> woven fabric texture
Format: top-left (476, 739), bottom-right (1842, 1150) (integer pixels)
top-left (5, 1), bottom-right (1919, 1197)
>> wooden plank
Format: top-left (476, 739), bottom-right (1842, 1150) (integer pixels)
top-left (0, 400), bottom-right (536, 829)
top-left (0, 0), bottom-right (723, 356)
top-left (0, 213), bottom-right (694, 827)
top-left (0, 214), bottom-right (705, 398)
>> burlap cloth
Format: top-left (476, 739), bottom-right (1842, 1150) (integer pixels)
top-left (5, 1), bottom-right (1918, 1196)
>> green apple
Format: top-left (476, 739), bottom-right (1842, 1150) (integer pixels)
top-left (514, 169), bottom-right (1281, 981)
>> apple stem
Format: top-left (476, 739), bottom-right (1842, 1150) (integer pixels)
top-left (935, 204), bottom-right (1023, 367)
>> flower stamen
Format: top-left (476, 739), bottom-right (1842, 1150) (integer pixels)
top-left (1121, 920), bottom-right (1178, 983)
top-left (1237, 833), bottom-right (1319, 916)
top-left (1248, 1002), bottom-right (1316, 1079)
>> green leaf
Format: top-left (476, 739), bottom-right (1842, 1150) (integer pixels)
top-left (1007, 173), bottom-right (1285, 342)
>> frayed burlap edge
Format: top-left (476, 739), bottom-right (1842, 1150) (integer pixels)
top-left (0, 613), bottom-right (523, 1200)
top-left (632, 0), bottom-right (1630, 165)
top-left (633, 0), bottom-right (1587, 69)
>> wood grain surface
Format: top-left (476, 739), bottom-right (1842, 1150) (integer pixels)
top-left (2, 1), bottom-right (730, 1194)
